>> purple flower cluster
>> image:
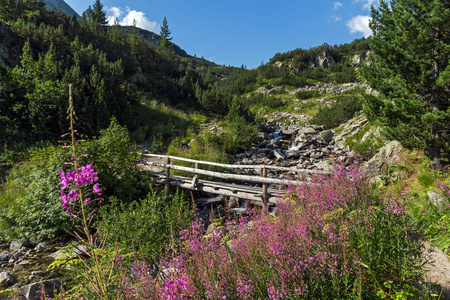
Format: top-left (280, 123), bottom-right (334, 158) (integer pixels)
top-left (115, 166), bottom-right (411, 299)
top-left (59, 163), bottom-right (103, 213)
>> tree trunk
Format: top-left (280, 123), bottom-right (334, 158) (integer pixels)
top-left (428, 136), bottom-right (442, 171)
top-left (430, 43), bottom-right (443, 170)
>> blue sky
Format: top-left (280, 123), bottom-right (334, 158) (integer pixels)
top-left (65, 0), bottom-right (378, 68)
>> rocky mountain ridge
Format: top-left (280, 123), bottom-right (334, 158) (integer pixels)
top-left (44, 0), bottom-right (79, 18)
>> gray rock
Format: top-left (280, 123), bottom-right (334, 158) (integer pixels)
top-left (428, 191), bottom-right (444, 206)
top-left (47, 249), bottom-right (77, 259)
top-left (285, 149), bottom-right (301, 159)
top-left (320, 130), bottom-right (334, 143)
top-left (244, 149), bottom-right (254, 158)
top-left (0, 251), bottom-right (9, 261)
top-left (363, 141), bottom-right (403, 176)
top-left (19, 279), bottom-right (61, 300)
top-left (0, 272), bottom-right (15, 286)
top-left (12, 249), bottom-right (26, 260)
top-left (10, 239), bottom-right (28, 250)
top-left (34, 243), bottom-right (49, 253)
top-left (11, 282), bottom-right (21, 289)
top-left (31, 271), bottom-right (44, 276)
top-left (298, 127), bottom-right (316, 135)
top-left (227, 197), bottom-right (240, 209)
top-left (273, 150), bottom-right (285, 160)
top-left (310, 152), bottom-right (323, 159)
top-left (18, 260), bottom-right (31, 265)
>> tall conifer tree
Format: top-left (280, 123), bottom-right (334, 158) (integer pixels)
top-left (363, 0), bottom-right (450, 169)
top-left (159, 16), bottom-right (172, 49)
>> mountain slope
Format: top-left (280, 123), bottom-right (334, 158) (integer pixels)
top-left (44, 0), bottom-right (80, 18)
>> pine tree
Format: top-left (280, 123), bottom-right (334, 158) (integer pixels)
top-left (159, 16), bottom-right (172, 49)
top-left (92, 0), bottom-right (108, 26)
top-left (83, 0), bottom-right (108, 27)
top-left (362, 0), bottom-right (450, 170)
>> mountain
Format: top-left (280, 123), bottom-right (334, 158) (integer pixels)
top-left (44, 0), bottom-right (80, 18)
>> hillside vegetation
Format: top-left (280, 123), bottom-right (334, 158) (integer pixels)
top-left (0, 0), bottom-right (449, 299)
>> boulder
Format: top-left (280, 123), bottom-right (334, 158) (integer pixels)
top-left (285, 149), bottom-right (301, 159)
top-left (298, 127), bottom-right (316, 135)
top-left (428, 191), bottom-right (444, 206)
top-left (273, 150), bottom-right (285, 160)
top-left (363, 141), bottom-right (403, 176)
top-left (0, 251), bottom-right (9, 261)
top-left (320, 130), bottom-right (334, 143)
top-left (34, 243), bottom-right (49, 253)
top-left (19, 279), bottom-right (61, 300)
top-left (0, 272), bottom-right (15, 286)
top-left (10, 239), bottom-right (29, 250)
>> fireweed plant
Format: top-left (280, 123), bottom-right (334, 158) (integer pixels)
top-left (115, 167), bottom-right (425, 299)
top-left (58, 88), bottom-right (117, 299)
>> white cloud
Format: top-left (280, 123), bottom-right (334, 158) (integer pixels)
top-left (106, 6), bottom-right (159, 33)
top-left (333, 2), bottom-right (343, 10)
top-left (356, 0), bottom-right (379, 10)
top-left (347, 15), bottom-right (372, 37)
top-left (332, 16), bottom-right (343, 22)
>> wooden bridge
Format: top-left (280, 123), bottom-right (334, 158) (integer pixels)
top-left (136, 153), bottom-right (328, 205)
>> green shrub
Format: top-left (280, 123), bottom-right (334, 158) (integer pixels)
top-left (409, 181), bottom-right (450, 254)
top-left (100, 188), bottom-right (192, 267)
top-left (0, 145), bottom-right (70, 242)
top-left (418, 172), bottom-right (434, 188)
top-left (0, 119), bottom-right (149, 242)
top-left (295, 89), bottom-right (321, 100)
top-left (311, 95), bottom-right (362, 129)
top-left (345, 123), bottom-right (384, 159)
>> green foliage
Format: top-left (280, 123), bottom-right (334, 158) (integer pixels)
top-left (0, 145), bottom-right (71, 241)
top-left (409, 181), bottom-right (450, 254)
top-left (100, 189), bottom-right (192, 267)
top-left (362, 0), bottom-right (450, 168)
top-left (295, 89), bottom-right (321, 100)
top-left (0, 119), bottom-right (149, 242)
top-left (345, 122), bottom-right (384, 159)
top-left (350, 203), bottom-right (423, 296)
top-left (86, 118), bottom-right (150, 203)
top-left (159, 16), bottom-right (172, 50)
top-left (0, 0), bottom-right (45, 22)
top-left (83, 0), bottom-right (108, 27)
top-left (311, 95), bottom-right (362, 129)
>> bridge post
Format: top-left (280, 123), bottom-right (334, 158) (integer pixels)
top-left (166, 157), bottom-right (171, 196)
top-left (262, 166), bottom-right (268, 205)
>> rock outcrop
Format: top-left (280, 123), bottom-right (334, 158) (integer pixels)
top-left (19, 279), bottom-right (61, 300)
top-left (363, 141), bottom-right (403, 176)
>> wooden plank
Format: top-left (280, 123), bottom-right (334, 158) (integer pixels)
top-left (166, 179), bottom-right (278, 205)
top-left (134, 153), bottom-right (328, 175)
top-left (150, 172), bottom-right (284, 198)
top-left (140, 160), bottom-right (313, 186)
top-left (150, 172), bottom-right (285, 197)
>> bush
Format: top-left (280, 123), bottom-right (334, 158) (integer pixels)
top-left (311, 95), bottom-right (362, 129)
top-left (410, 182), bottom-right (450, 254)
top-left (100, 188), bottom-right (192, 267)
top-left (0, 119), bottom-right (149, 242)
top-left (295, 89), bottom-right (321, 100)
top-left (0, 145), bottom-right (71, 241)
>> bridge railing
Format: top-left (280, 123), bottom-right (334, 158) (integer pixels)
top-left (134, 153), bottom-right (328, 205)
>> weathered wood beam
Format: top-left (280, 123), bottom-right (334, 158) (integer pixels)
top-left (134, 153), bottom-right (328, 175)
top-left (140, 160), bottom-right (313, 186)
